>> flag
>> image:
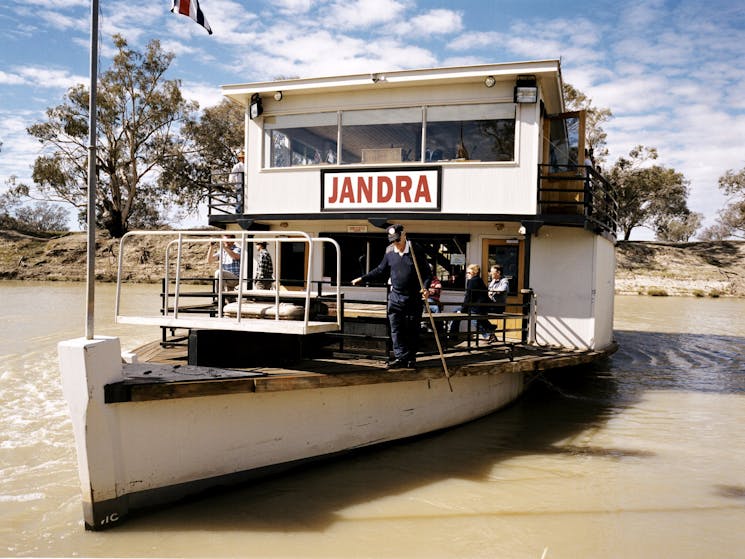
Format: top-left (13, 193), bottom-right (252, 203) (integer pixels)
top-left (171, 0), bottom-right (213, 35)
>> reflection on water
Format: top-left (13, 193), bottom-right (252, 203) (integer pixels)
top-left (1, 284), bottom-right (744, 558)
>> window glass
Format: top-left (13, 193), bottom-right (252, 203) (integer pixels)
top-left (320, 232), bottom-right (470, 290)
top-left (425, 104), bottom-right (515, 162)
top-left (548, 115), bottom-right (580, 170)
top-left (340, 108), bottom-right (422, 165)
top-left (264, 112), bottom-right (338, 168)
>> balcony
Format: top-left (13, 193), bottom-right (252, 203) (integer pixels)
top-left (207, 170), bottom-right (243, 217)
top-left (537, 164), bottom-right (618, 238)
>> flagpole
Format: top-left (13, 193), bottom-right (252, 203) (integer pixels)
top-left (85, 0), bottom-right (98, 339)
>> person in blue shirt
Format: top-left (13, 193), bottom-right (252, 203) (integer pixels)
top-left (352, 224), bottom-right (431, 369)
top-left (207, 234), bottom-right (241, 290)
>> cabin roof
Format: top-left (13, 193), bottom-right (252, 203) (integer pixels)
top-left (222, 59), bottom-right (565, 112)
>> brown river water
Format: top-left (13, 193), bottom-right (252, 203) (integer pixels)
top-left (1, 282), bottom-right (744, 558)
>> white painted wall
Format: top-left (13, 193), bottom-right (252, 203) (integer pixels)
top-left (529, 227), bottom-right (615, 349)
top-left (592, 234), bottom-right (616, 348)
top-left (242, 81), bottom-right (543, 216)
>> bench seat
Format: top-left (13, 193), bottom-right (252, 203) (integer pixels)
top-left (223, 301), bottom-right (306, 320)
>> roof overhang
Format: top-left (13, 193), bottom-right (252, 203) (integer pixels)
top-left (222, 59), bottom-right (564, 111)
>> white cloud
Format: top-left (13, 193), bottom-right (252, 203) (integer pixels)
top-left (0, 110), bottom-right (45, 186)
top-left (0, 66), bottom-right (87, 90)
top-left (0, 71), bottom-right (26, 86)
top-left (448, 31), bottom-right (500, 52)
top-left (273, 0), bottom-right (314, 15)
top-left (326, 0), bottom-right (408, 29)
top-left (181, 81), bottom-right (225, 110)
top-left (391, 9), bottom-right (464, 37)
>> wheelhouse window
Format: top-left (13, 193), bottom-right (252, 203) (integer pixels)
top-left (340, 107), bottom-right (422, 165)
top-left (264, 112), bottom-right (338, 168)
top-left (426, 104), bottom-right (515, 162)
top-left (262, 103), bottom-right (515, 168)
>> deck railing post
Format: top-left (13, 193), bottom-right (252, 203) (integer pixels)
top-left (174, 233), bottom-right (183, 320)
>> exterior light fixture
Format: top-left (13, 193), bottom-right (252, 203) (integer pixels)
top-left (514, 75), bottom-right (538, 103)
top-left (274, 91), bottom-right (283, 101)
top-left (249, 93), bottom-right (263, 119)
top-left (484, 75), bottom-right (496, 88)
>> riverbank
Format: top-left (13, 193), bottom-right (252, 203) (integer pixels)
top-left (615, 240), bottom-right (745, 297)
top-left (1, 230), bottom-right (744, 297)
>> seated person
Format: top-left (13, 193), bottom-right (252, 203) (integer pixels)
top-left (448, 263), bottom-right (497, 342)
top-left (421, 268), bottom-right (442, 332)
top-left (426, 270), bottom-right (442, 313)
top-left (488, 264), bottom-right (509, 314)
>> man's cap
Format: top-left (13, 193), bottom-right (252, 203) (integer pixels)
top-left (387, 224), bottom-right (404, 242)
top-left (238, 150), bottom-right (245, 158)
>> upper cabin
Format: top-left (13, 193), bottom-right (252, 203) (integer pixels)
top-left (201, 60), bottom-right (617, 350)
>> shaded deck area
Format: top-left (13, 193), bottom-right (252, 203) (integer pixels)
top-left (107, 339), bottom-right (618, 403)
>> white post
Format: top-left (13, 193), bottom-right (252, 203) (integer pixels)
top-left (58, 336), bottom-right (125, 529)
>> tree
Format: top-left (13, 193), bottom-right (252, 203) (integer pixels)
top-left (608, 145), bottom-right (694, 241)
top-left (0, 178), bottom-right (69, 233)
top-left (655, 211), bottom-right (703, 242)
top-left (160, 98), bottom-right (245, 205)
top-left (699, 168), bottom-right (745, 240)
top-left (24, 35), bottom-right (197, 237)
top-left (563, 83), bottom-right (613, 165)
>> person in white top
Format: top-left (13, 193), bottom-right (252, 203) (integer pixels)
top-left (488, 264), bottom-right (509, 314)
top-left (230, 150), bottom-right (245, 212)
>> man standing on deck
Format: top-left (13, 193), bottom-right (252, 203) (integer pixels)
top-left (231, 150), bottom-right (245, 213)
top-left (207, 234), bottom-right (241, 290)
top-left (254, 241), bottom-right (274, 289)
top-left (352, 224), bottom-right (431, 369)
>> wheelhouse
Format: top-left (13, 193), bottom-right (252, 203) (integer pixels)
top-left (201, 60), bottom-right (616, 350)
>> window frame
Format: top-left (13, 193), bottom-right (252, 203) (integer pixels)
top-left (261, 102), bottom-right (517, 170)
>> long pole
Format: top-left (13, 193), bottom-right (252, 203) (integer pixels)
top-left (409, 241), bottom-right (452, 392)
top-left (85, 0), bottom-right (99, 339)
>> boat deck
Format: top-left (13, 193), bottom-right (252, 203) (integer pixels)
top-left (106, 340), bottom-right (618, 403)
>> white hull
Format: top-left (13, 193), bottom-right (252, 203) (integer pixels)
top-left (59, 336), bottom-right (524, 530)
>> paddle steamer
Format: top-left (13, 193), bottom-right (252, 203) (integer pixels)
top-left (59, 60), bottom-right (618, 530)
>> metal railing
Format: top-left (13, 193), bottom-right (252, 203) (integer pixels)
top-left (537, 164), bottom-right (618, 235)
top-left (326, 286), bottom-right (536, 362)
top-left (115, 230), bottom-right (342, 334)
top-left (207, 171), bottom-right (242, 216)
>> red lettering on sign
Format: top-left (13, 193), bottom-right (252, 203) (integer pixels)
top-left (357, 177), bottom-right (372, 203)
top-left (326, 172), bottom-right (434, 206)
top-left (415, 175), bottom-right (431, 202)
top-left (396, 176), bottom-right (412, 202)
top-left (339, 177), bottom-right (354, 203)
top-left (327, 177), bottom-right (339, 204)
top-left (377, 176), bottom-right (393, 202)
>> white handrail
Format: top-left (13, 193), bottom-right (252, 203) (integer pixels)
top-left (117, 230), bottom-right (342, 334)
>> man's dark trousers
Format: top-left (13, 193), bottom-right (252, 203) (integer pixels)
top-left (388, 290), bottom-right (422, 364)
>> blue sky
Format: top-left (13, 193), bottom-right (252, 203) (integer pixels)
top-left (1, 0), bottom-right (744, 238)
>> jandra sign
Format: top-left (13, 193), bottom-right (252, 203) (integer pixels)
top-left (322, 167), bottom-right (440, 211)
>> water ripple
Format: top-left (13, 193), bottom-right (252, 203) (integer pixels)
top-left (612, 330), bottom-right (745, 394)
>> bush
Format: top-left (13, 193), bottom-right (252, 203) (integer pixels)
top-left (692, 289), bottom-right (705, 297)
top-left (647, 287), bottom-right (669, 296)
top-left (709, 289), bottom-right (723, 298)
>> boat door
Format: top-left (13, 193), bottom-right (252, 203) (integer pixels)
top-left (541, 110), bottom-right (586, 214)
top-left (279, 242), bottom-right (308, 290)
top-left (481, 238), bottom-right (524, 340)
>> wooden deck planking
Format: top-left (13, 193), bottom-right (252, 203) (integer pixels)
top-left (110, 339), bottom-right (618, 403)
